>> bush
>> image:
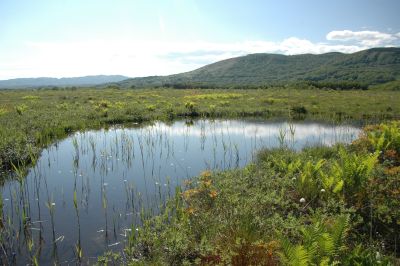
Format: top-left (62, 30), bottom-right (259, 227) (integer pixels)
top-left (291, 106), bottom-right (308, 116)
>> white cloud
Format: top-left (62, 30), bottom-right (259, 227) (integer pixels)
top-left (0, 29), bottom-right (399, 79)
top-left (277, 37), bottom-right (362, 55)
top-left (0, 39), bottom-right (365, 79)
top-left (326, 30), bottom-right (398, 46)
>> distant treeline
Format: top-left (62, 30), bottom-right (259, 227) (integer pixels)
top-left (0, 81), bottom-right (371, 91)
top-left (304, 81), bottom-right (369, 90)
top-left (160, 83), bottom-right (270, 90)
top-left (148, 81), bottom-right (369, 90)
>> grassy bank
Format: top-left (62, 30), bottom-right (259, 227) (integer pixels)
top-left (97, 121), bottom-right (400, 265)
top-left (1, 87), bottom-right (399, 171)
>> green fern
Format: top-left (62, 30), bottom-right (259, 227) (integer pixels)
top-left (298, 159), bottom-right (325, 198)
top-left (320, 166), bottom-right (344, 194)
top-left (330, 214), bottom-right (350, 256)
top-left (317, 233), bottom-right (334, 257)
top-left (367, 122), bottom-right (400, 153)
top-left (336, 148), bottom-right (378, 194)
top-left (279, 215), bottom-right (350, 265)
top-left (287, 159), bottom-right (302, 176)
top-left (280, 238), bottom-right (310, 266)
top-left (271, 156), bottom-right (301, 176)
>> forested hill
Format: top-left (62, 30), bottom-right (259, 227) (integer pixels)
top-left (118, 47), bottom-right (400, 88)
top-left (0, 75), bottom-right (129, 89)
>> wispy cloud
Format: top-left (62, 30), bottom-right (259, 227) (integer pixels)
top-left (160, 38), bottom-right (363, 66)
top-left (326, 30), bottom-right (399, 46)
top-left (0, 30), bottom-right (399, 79)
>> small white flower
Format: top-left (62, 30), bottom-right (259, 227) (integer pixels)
top-left (292, 177), bottom-right (297, 181)
top-left (376, 251), bottom-right (381, 260)
top-left (51, 202), bottom-right (56, 206)
top-left (299, 198), bottom-right (306, 203)
top-left (135, 228), bottom-right (139, 231)
top-left (320, 189), bottom-right (326, 193)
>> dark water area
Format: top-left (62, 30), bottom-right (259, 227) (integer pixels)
top-left (0, 119), bottom-right (361, 265)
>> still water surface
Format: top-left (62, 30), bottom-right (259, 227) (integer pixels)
top-left (1, 119), bottom-right (360, 264)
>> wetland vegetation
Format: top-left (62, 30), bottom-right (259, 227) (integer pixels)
top-left (0, 87), bottom-right (399, 171)
top-left (120, 121), bottom-right (400, 265)
top-left (2, 1), bottom-right (400, 264)
top-left (0, 87), bottom-right (399, 265)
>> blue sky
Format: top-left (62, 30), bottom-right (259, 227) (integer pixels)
top-left (0, 0), bottom-right (399, 79)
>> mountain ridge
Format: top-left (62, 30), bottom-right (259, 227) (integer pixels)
top-left (0, 75), bottom-right (129, 89)
top-left (117, 47), bottom-right (400, 88)
top-left (1, 48), bottom-right (399, 89)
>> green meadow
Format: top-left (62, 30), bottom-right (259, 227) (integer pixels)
top-left (0, 87), bottom-right (399, 170)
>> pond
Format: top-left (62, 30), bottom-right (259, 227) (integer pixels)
top-left (0, 119), bottom-right (361, 265)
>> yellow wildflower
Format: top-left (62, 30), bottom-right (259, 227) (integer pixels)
top-left (200, 170), bottom-right (212, 178)
top-left (202, 179), bottom-right (212, 187)
top-left (209, 190), bottom-right (218, 198)
top-left (186, 207), bottom-right (195, 215)
top-left (182, 189), bottom-right (199, 200)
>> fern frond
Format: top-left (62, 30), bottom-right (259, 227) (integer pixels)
top-left (332, 180), bottom-right (344, 194)
top-left (318, 232), bottom-right (334, 256)
top-left (330, 215), bottom-right (350, 256)
top-left (279, 238), bottom-right (310, 266)
top-left (292, 245), bottom-right (310, 266)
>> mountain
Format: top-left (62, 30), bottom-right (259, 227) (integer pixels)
top-left (0, 75), bottom-right (129, 89)
top-left (118, 47), bottom-right (400, 88)
top-left (2, 48), bottom-right (399, 89)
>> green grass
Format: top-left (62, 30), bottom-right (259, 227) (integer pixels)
top-left (1, 87), bottom-right (399, 171)
top-left (116, 122), bottom-right (400, 265)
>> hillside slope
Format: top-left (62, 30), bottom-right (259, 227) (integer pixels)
top-left (118, 47), bottom-right (400, 88)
